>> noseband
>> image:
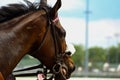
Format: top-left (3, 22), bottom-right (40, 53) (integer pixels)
top-left (30, 7), bottom-right (66, 79)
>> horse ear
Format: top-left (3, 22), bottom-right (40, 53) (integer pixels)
top-left (50, 0), bottom-right (61, 19)
top-left (40, 0), bottom-right (47, 6)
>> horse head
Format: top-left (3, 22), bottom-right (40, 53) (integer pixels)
top-left (30, 0), bottom-right (75, 79)
top-left (0, 0), bottom-right (75, 79)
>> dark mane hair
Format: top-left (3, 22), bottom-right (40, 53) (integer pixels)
top-left (0, 0), bottom-right (49, 23)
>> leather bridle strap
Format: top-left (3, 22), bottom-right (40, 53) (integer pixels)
top-left (30, 7), bottom-right (50, 55)
top-left (50, 21), bottom-right (63, 63)
top-left (30, 6), bottom-right (65, 79)
top-left (31, 6), bottom-right (63, 63)
top-left (50, 18), bottom-right (66, 77)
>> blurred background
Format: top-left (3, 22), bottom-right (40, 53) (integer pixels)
top-left (1, 0), bottom-right (120, 79)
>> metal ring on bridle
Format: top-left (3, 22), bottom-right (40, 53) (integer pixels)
top-left (52, 63), bottom-right (62, 74)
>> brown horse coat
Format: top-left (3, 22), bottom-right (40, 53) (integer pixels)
top-left (0, 0), bottom-right (75, 80)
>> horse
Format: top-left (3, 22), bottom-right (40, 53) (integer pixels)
top-left (0, 0), bottom-right (75, 80)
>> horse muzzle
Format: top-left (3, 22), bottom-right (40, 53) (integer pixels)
top-left (53, 62), bottom-right (75, 80)
top-left (53, 43), bottom-right (76, 80)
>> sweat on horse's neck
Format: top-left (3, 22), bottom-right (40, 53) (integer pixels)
top-left (0, 10), bottom-right (47, 78)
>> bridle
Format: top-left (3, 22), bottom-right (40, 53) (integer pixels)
top-left (30, 7), bottom-right (67, 79)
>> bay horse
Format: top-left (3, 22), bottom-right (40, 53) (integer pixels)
top-left (0, 0), bottom-right (75, 80)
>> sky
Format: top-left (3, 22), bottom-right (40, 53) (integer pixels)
top-left (0, 0), bottom-right (120, 48)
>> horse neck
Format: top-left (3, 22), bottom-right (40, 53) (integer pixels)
top-left (0, 10), bottom-right (47, 78)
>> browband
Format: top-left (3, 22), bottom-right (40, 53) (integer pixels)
top-left (53, 17), bottom-right (59, 23)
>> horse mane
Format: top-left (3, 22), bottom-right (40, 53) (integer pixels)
top-left (0, 0), bottom-right (50, 23)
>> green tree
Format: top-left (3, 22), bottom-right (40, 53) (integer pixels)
top-left (89, 46), bottom-right (106, 62)
top-left (108, 46), bottom-right (117, 63)
top-left (72, 44), bottom-right (84, 67)
top-left (89, 46), bottom-right (106, 69)
top-left (108, 43), bottom-right (120, 64)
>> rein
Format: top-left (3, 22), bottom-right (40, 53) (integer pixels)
top-left (32, 7), bottom-right (65, 71)
top-left (49, 13), bottom-right (67, 80)
top-left (30, 7), bottom-right (50, 55)
top-left (27, 7), bottom-right (66, 79)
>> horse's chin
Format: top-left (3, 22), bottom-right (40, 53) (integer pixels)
top-left (61, 67), bottom-right (71, 79)
top-left (54, 65), bottom-right (71, 80)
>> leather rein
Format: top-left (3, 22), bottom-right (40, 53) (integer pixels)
top-left (30, 7), bottom-right (66, 78)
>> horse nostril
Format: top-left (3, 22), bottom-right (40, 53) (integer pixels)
top-left (66, 51), bottom-right (71, 55)
top-left (70, 65), bottom-right (75, 72)
top-left (66, 43), bottom-right (76, 55)
top-left (72, 65), bottom-right (76, 72)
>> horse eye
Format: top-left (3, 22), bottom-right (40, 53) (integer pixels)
top-left (63, 30), bottom-right (66, 37)
top-left (56, 27), bottom-right (66, 38)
